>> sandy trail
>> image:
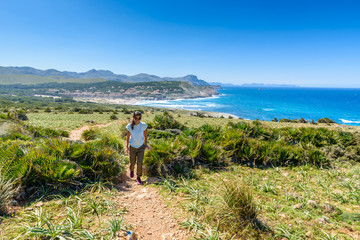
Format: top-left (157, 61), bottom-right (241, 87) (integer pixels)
top-left (68, 122), bottom-right (191, 240)
top-left (116, 175), bottom-right (190, 240)
top-left (67, 121), bottom-right (121, 141)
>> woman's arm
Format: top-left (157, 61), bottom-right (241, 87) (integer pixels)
top-left (144, 129), bottom-right (149, 150)
top-left (126, 130), bottom-right (130, 154)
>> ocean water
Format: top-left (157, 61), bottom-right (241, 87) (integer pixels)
top-left (136, 87), bottom-right (360, 126)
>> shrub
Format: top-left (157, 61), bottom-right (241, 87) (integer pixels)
top-left (79, 109), bottom-right (93, 114)
top-left (227, 121), bottom-right (271, 140)
top-left (267, 141), bottom-right (301, 166)
top-left (15, 112), bottom-right (28, 121)
top-left (121, 108), bottom-right (131, 114)
top-left (0, 170), bottom-right (19, 214)
top-left (60, 130), bottom-right (69, 137)
top-left (150, 112), bottom-right (185, 130)
top-left (297, 118), bottom-right (308, 123)
top-left (279, 118), bottom-right (294, 123)
top-left (144, 138), bottom-right (179, 175)
top-left (317, 118), bottom-right (336, 124)
top-left (110, 114), bottom-right (118, 120)
top-left (147, 129), bottom-right (175, 139)
top-left (300, 143), bottom-right (329, 167)
top-left (0, 127), bottom-right (126, 193)
top-left (81, 128), bottom-right (99, 141)
top-left (198, 124), bottom-right (222, 142)
top-left (70, 140), bottom-right (125, 181)
top-left (97, 133), bottom-right (124, 153)
top-left (218, 177), bottom-right (261, 234)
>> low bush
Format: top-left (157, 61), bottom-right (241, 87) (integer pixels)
top-left (218, 177), bottom-right (261, 234)
top-left (0, 122), bottom-right (127, 204)
top-left (279, 118), bottom-right (294, 123)
top-left (81, 128), bottom-right (99, 141)
top-left (110, 114), bottom-right (118, 120)
top-left (147, 129), bottom-right (175, 139)
top-left (148, 111), bottom-right (185, 130)
top-left (317, 117), bottom-right (336, 123)
top-left (0, 171), bottom-right (19, 214)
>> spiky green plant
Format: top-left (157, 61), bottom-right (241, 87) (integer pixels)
top-left (0, 171), bottom-right (19, 214)
top-left (218, 177), bottom-right (260, 233)
top-left (81, 128), bottom-right (99, 141)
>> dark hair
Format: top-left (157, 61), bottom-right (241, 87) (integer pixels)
top-left (131, 111), bottom-right (142, 130)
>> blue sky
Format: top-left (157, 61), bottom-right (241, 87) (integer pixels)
top-left (0, 0), bottom-right (359, 87)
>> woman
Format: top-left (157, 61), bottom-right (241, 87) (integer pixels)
top-left (126, 111), bottom-right (149, 184)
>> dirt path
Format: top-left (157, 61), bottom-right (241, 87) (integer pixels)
top-left (68, 122), bottom-right (191, 240)
top-left (67, 121), bottom-right (121, 141)
top-left (116, 175), bottom-right (190, 240)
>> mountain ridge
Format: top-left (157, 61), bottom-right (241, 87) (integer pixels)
top-left (0, 66), bottom-right (209, 86)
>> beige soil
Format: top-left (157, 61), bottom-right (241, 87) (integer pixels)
top-left (67, 121), bottom-right (121, 141)
top-left (68, 123), bottom-right (191, 240)
top-left (116, 175), bottom-right (190, 240)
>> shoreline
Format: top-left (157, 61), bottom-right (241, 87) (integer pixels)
top-left (73, 96), bottom-right (360, 127)
top-left (73, 95), bottom-right (241, 119)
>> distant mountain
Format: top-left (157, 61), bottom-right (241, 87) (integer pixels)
top-left (209, 82), bottom-right (300, 88)
top-left (0, 66), bottom-right (209, 86)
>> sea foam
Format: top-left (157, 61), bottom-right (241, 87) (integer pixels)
top-left (340, 119), bottom-right (360, 124)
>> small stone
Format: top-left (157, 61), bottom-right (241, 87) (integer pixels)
top-left (307, 200), bottom-right (317, 208)
top-left (323, 203), bottom-right (335, 213)
top-left (34, 201), bottom-right (43, 207)
top-left (293, 203), bottom-right (303, 209)
top-left (147, 232), bottom-right (152, 235)
top-left (289, 193), bottom-right (300, 199)
top-left (318, 216), bottom-right (329, 224)
top-left (306, 231), bottom-right (312, 237)
top-left (279, 213), bottom-right (286, 218)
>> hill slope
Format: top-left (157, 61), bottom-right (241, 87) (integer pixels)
top-left (0, 66), bottom-right (209, 86)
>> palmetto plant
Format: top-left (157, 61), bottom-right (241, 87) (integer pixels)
top-left (275, 227), bottom-right (304, 240)
top-left (181, 217), bottom-right (204, 232)
top-left (107, 216), bottom-right (125, 239)
top-left (197, 227), bottom-right (221, 240)
top-left (218, 177), bottom-right (260, 233)
top-left (0, 170), bottom-right (19, 214)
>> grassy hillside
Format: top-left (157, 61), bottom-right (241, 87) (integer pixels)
top-left (1, 101), bottom-right (360, 239)
top-left (0, 74), bottom-right (106, 85)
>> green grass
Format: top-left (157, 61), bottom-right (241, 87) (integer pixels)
top-left (0, 182), bottom-right (129, 239)
top-left (155, 162), bottom-right (360, 239)
top-left (2, 106), bottom-right (360, 239)
top-left (27, 112), bottom-right (115, 131)
top-left (0, 74), bottom-right (106, 85)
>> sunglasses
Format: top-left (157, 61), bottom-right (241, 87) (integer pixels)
top-left (134, 117), bottom-right (141, 120)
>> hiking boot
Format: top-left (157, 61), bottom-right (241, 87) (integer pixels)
top-left (136, 176), bottom-right (142, 185)
top-left (130, 171), bottom-right (134, 178)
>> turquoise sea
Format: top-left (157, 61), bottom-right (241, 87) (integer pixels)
top-left (136, 87), bottom-right (360, 126)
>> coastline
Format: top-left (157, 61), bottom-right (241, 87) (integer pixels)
top-left (73, 97), bottom-right (140, 105)
top-left (73, 94), bottom-right (241, 119)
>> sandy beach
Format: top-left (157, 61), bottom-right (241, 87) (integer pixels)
top-left (73, 96), bottom-right (239, 119)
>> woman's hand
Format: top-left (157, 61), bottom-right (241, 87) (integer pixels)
top-left (145, 145), bottom-right (150, 150)
top-left (126, 147), bottom-right (130, 154)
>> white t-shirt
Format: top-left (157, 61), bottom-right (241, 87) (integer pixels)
top-left (126, 122), bottom-right (148, 148)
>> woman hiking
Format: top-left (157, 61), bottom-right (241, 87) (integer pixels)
top-left (126, 111), bottom-right (149, 184)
